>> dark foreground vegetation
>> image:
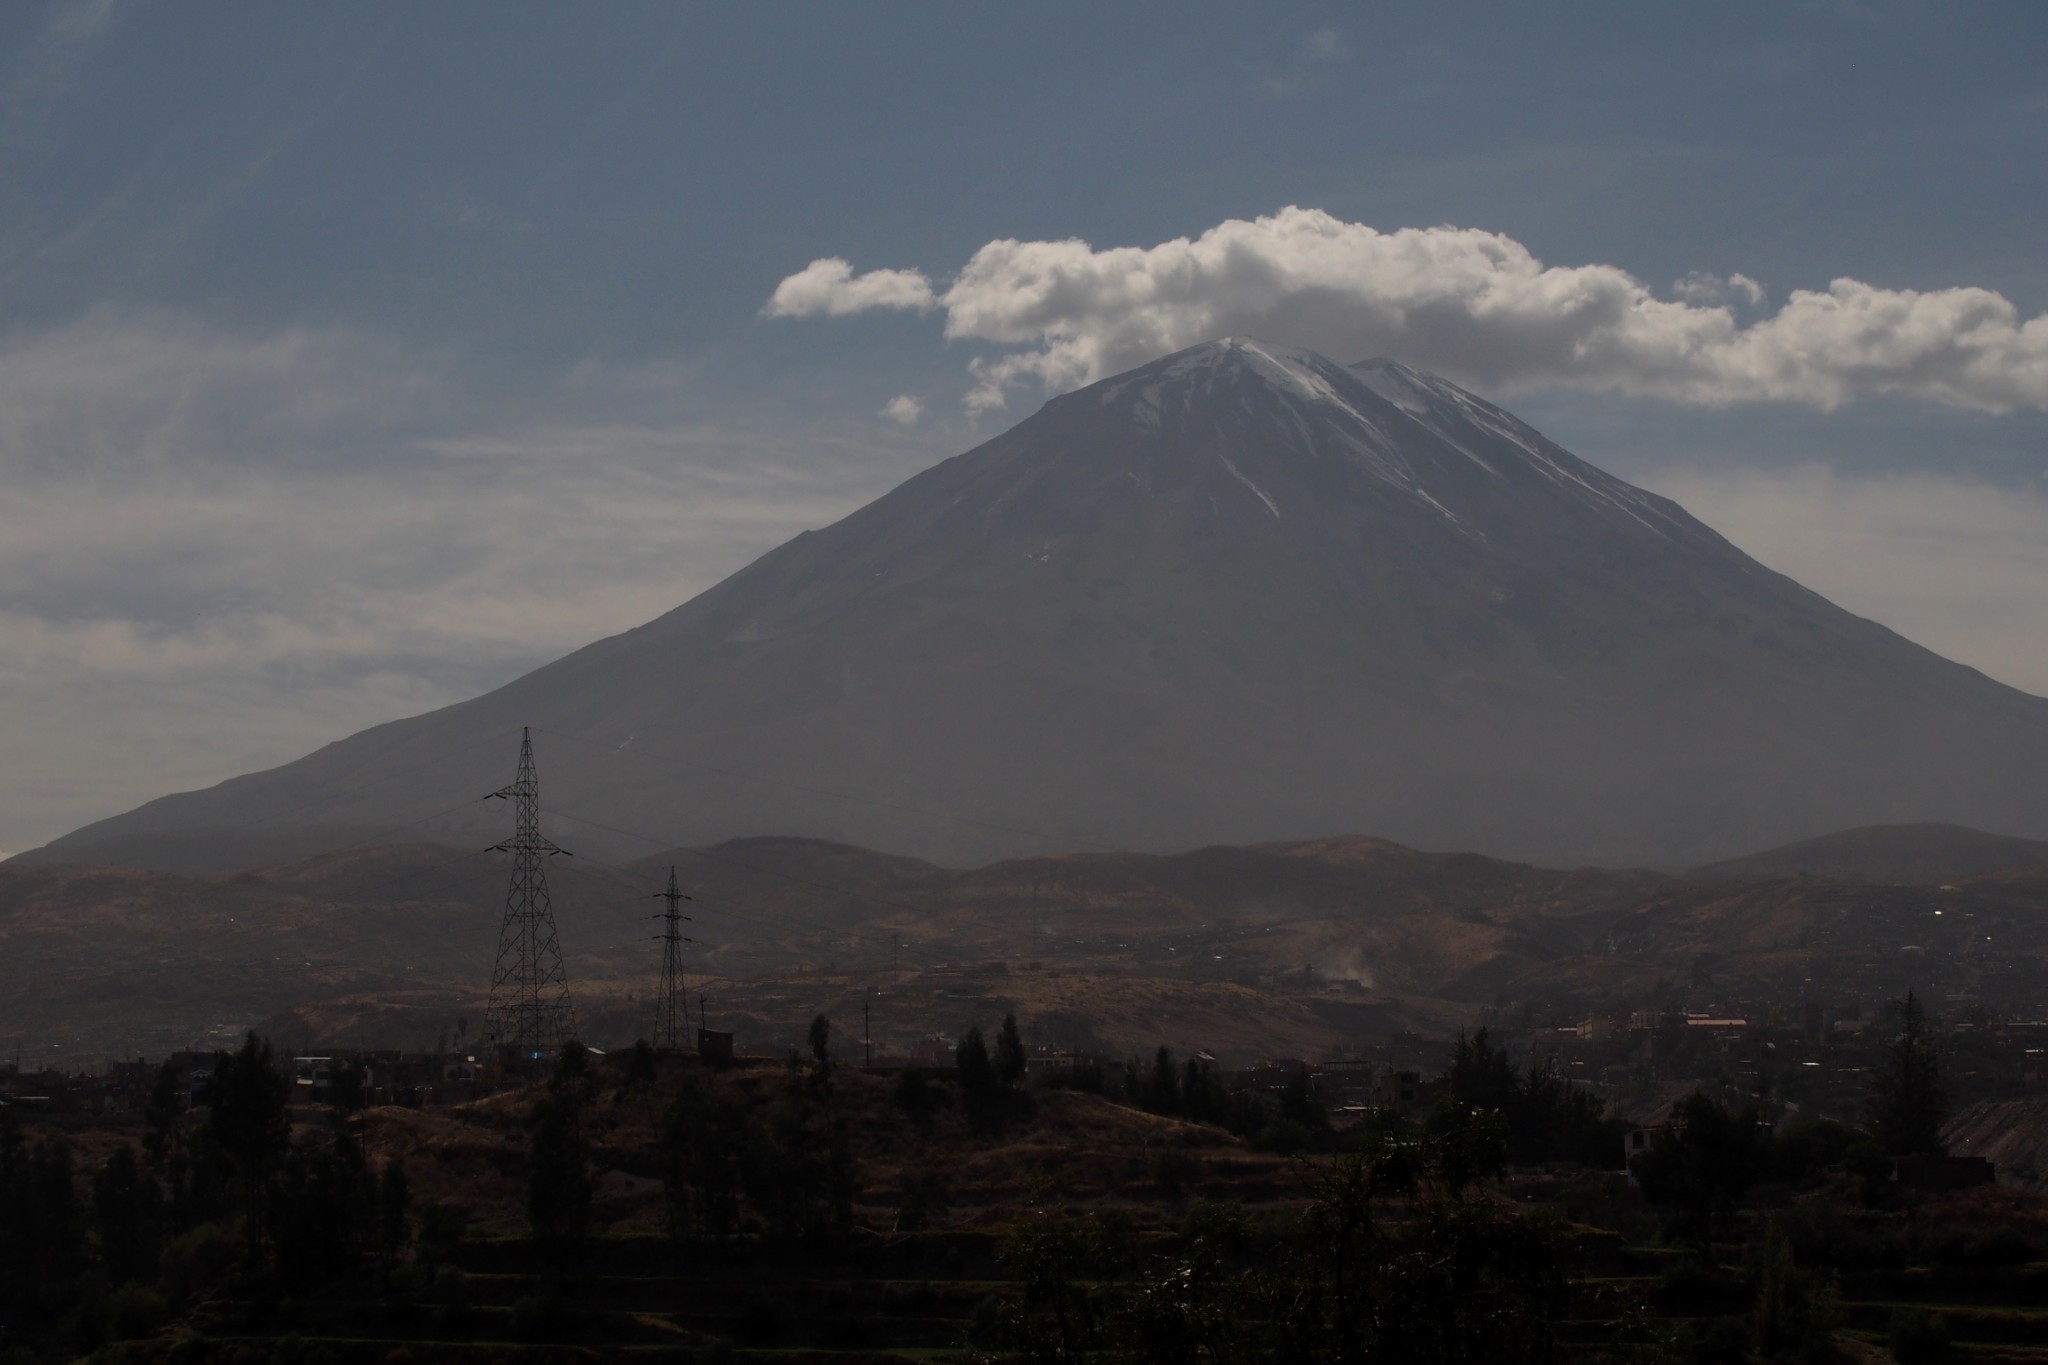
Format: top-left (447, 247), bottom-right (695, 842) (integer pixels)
top-left (2, 999), bottom-right (2043, 1364)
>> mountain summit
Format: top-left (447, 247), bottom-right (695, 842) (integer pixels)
top-left (36, 338), bottom-right (2048, 869)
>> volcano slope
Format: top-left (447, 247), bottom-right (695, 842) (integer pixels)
top-left (34, 337), bottom-right (2048, 871)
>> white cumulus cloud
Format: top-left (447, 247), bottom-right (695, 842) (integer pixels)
top-left (766, 206), bottom-right (2048, 416)
top-left (762, 257), bottom-right (935, 317)
top-left (879, 394), bottom-right (923, 425)
top-left (1673, 271), bottom-right (1766, 308)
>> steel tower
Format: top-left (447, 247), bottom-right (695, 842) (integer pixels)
top-left (652, 865), bottom-right (692, 1047)
top-left (484, 727), bottom-right (575, 1058)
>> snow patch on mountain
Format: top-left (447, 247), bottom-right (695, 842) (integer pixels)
top-left (1216, 452), bottom-right (1281, 519)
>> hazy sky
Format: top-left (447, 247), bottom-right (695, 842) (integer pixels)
top-left (3, 1), bottom-right (2046, 854)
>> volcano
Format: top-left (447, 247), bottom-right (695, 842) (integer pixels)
top-left (33, 338), bottom-right (2048, 870)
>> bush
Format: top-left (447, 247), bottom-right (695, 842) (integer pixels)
top-left (106, 1283), bottom-right (169, 1340)
top-left (431, 1265), bottom-right (470, 1328)
top-left (157, 1220), bottom-right (242, 1303)
top-left (415, 1201), bottom-right (467, 1251)
top-left (1153, 1149), bottom-right (1200, 1199)
top-left (893, 1067), bottom-right (938, 1119)
top-left (1253, 1119), bottom-right (1311, 1155)
top-left (1889, 1308), bottom-right (1954, 1365)
top-left (1682, 1314), bottom-right (1750, 1365)
top-left (1654, 1260), bottom-right (1747, 1315)
top-left (512, 1291), bottom-right (568, 1340)
top-left (897, 1172), bottom-right (950, 1232)
top-left (1034, 1061), bottom-right (1104, 1094)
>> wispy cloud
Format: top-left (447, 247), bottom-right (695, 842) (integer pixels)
top-left (1643, 463), bottom-right (2048, 699)
top-left (767, 206), bottom-right (2048, 416)
top-left (0, 309), bottom-right (925, 848)
top-left (879, 393), bottom-right (923, 425)
top-left (1258, 26), bottom-right (1349, 99)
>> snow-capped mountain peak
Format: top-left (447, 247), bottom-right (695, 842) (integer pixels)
top-left (46, 337), bottom-right (2048, 873)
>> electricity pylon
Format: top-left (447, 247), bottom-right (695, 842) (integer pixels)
top-left (484, 727), bottom-right (575, 1059)
top-left (652, 866), bottom-right (693, 1047)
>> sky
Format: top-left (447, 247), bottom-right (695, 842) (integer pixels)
top-left (2, 0), bottom-right (2046, 855)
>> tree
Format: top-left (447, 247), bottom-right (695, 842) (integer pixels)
top-left (660, 1074), bottom-right (749, 1237)
top-left (1447, 1031), bottom-right (1626, 1167)
top-left (1139, 1046), bottom-right (1182, 1115)
top-left (1449, 1028), bottom-right (1518, 1113)
top-left (1278, 1067), bottom-right (1326, 1132)
top-left (270, 1126), bottom-right (377, 1286)
top-left (1114, 1106), bottom-right (1562, 1364)
top-left (329, 1061), bottom-right (369, 1120)
top-left (199, 1032), bottom-right (291, 1257)
top-left (93, 1143), bottom-right (164, 1285)
top-left (1630, 1091), bottom-right (1765, 1254)
top-left (200, 1032), bottom-right (291, 1184)
top-left (995, 1014), bottom-right (1028, 1088)
top-left (987, 1209), bottom-right (1139, 1362)
top-left (142, 1061), bottom-right (182, 1166)
top-left (527, 1042), bottom-right (597, 1246)
top-left (744, 1084), bottom-right (856, 1237)
top-left (1752, 1217), bottom-right (1836, 1362)
top-left (1871, 991), bottom-right (1947, 1156)
top-left (378, 1157), bottom-right (412, 1272)
top-left (958, 1026), bottom-right (996, 1104)
top-left (808, 1014), bottom-right (833, 1082)
top-left (0, 1110), bottom-right (84, 1333)
top-left (623, 1039), bottom-right (658, 1093)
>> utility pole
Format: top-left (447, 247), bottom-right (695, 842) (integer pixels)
top-left (483, 728), bottom-right (576, 1063)
top-left (651, 866), bottom-right (693, 1047)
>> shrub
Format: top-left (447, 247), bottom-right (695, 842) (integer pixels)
top-left (897, 1172), bottom-right (950, 1232)
top-left (894, 1067), bottom-right (938, 1119)
top-left (512, 1291), bottom-right (568, 1340)
top-left (1253, 1119), bottom-right (1311, 1155)
top-left (1153, 1149), bottom-right (1199, 1199)
top-left (1889, 1309), bottom-right (1954, 1365)
top-left (106, 1283), bottom-right (169, 1340)
top-left (415, 1201), bottom-right (467, 1251)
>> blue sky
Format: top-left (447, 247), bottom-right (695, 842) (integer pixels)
top-left (3, 1), bottom-right (2046, 851)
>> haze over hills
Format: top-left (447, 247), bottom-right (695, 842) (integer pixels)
top-left (30, 338), bottom-right (2048, 872)
top-left (1697, 823), bottom-right (2048, 886)
top-left (9, 826), bottom-right (2046, 1067)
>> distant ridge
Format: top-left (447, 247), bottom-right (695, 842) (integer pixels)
top-left (5, 824), bottom-right (410, 876)
top-left (33, 338), bottom-right (2048, 872)
top-left (1697, 822), bottom-right (2048, 886)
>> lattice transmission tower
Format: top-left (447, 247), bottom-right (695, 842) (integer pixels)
top-left (652, 865), bottom-right (693, 1047)
top-left (484, 727), bottom-right (576, 1059)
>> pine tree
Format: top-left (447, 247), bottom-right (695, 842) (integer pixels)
top-left (808, 1014), bottom-right (833, 1083)
top-left (142, 1061), bottom-right (182, 1166)
top-left (1871, 991), bottom-right (1947, 1156)
top-left (200, 1032), bottom-right (291, 1183)
top-left (92, 1143), bottom-right (164, 1285)
top-left (527, 1042), bottom-right (596, 1246)
top-left (957, 1026), bottom-right (997, 1108)
top-left (994, 1014), bottom-right (1027, 1088)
